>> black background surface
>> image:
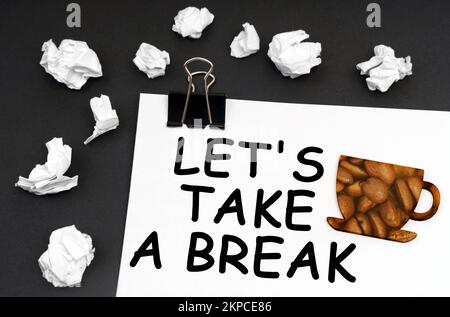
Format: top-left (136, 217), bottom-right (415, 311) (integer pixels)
top-left (0, 0), bottom-right (449, 297)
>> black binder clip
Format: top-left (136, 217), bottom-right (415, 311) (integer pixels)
top-left (167, 57), bottom-right (226, 129)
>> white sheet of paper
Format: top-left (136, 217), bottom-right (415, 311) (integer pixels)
top-left (117, 93), bottom-right (450, 296)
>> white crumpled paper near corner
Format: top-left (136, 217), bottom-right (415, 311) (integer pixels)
top-left (38, 225), bottom-right (95, 287)
top-left (356, 44), bottom-right (412, 92)
top-left (15, 138), bottom-right (78, 195)
top-left (267, 30), bottom-right (321, 78)
top-left (230, 22), bottom-right (260, 58)
top-left (172, 7), bottom-right (214, 39)
top-left (40, 39), bottom-right (102, 90)
top-left (133, 43), bottom-right (170, 79)
top-left (84, 94), bottom-right (119, 144)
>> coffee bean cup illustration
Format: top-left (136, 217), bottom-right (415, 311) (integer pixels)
top-left (327, 155), bottom-right (440, 242)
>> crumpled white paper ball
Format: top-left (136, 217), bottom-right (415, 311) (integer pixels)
top-left (133, 43), bottom-right (170, 79)
top-left (356, 44), bottom-right (412, 92)
top-left (172, 7), bottom-right (214, 39)
top-left (15, 138), bottom-right (78, 195)
top-left (230, 22), bottom-right (260, 58)
top-left (84, 94), bottom-right (120, 144)
top-left (267, 30), bottom-right (321, 78)
top-left (40, 39), bottom-right (102, 89)
top-left (38, 225), bottom-right (95, 287)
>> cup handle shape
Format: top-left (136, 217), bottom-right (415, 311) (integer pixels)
top-left (410, 181), bottom-right (440, 221)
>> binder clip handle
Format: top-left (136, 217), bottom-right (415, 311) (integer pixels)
top-left (182, 57), bottom-right (216, 125)
top-left (167, 57), bottom-right (226, 129)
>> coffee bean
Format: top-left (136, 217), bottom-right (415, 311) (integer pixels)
top-left (393, 165), bottom-right (415, 177)
top-left (380, 198), bottom-right (404, 228)
top-left (341, 161), bottom-right (368, 179)
top-left (361, 177), bottom-right (389, 204)
top-left (388, 230), bottom-right (417, 242)
top-left (349, 157), bottom-right (363, 165)
top-left (357, 195), bottom-right (375, 213)
top-left (336, 182), bottom-right (344, 193)
top-left (355, 213), bottom-right (372, 235)
top-left (395, 178), bottom-right (414, 211)
top-left (367, 210), bottom-right (388, 238)
top-left (345, 181), bottom-right (363, 197)
top-left (343, 217), bottom-right (363, 235)
top-left (337, 167), bottom-right (353, 184)
top-left (338, 194), bottom-right (355, 219)
top-left (406, 176), bottom-right (422, 201)
top-left (364, 160), bottom-right (396, 185)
